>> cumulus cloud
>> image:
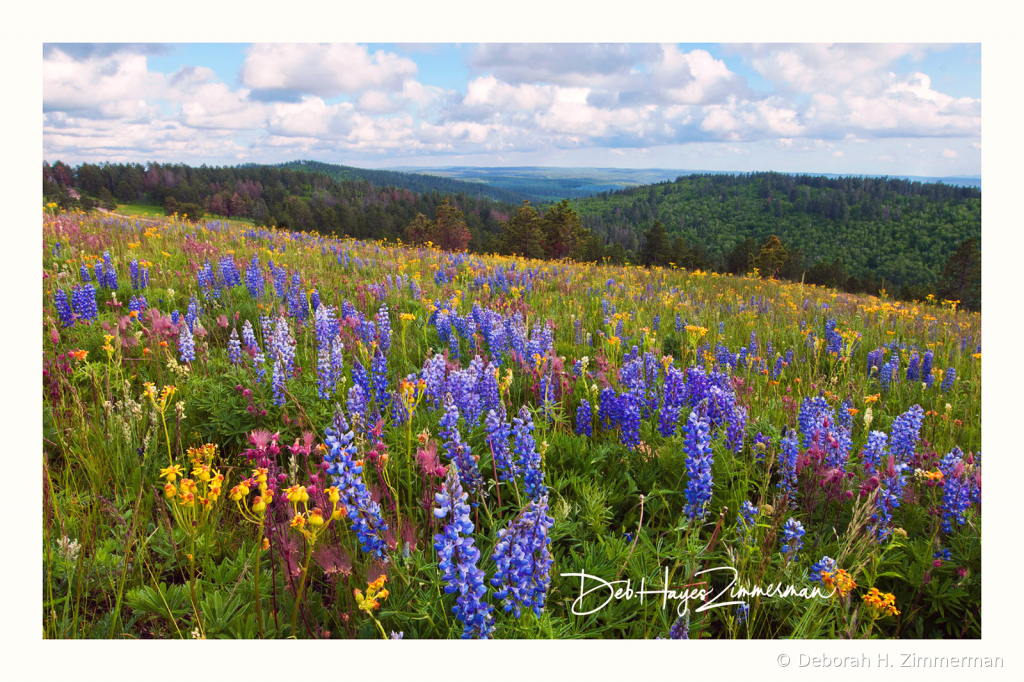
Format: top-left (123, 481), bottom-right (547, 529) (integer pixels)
top-left (240, 43), bottom-right (418, 100)
top-left (42, 42), bottom-right (980, 171)
top-left (43, 48), bottom-right (164, 120)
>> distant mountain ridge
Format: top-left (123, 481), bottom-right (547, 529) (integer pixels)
top-left (275, 160), bottom-right (533, 204)
top-left (388, 166), bottom-right (980, 203)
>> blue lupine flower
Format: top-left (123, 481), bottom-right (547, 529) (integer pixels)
top-left (736, 500), bottom-right (758, 544)
top-left (598, 386), bottom-right (620, 428)
top-left (682, 407), bottom-right (714, 521)
top-left (433, 465), bottom-right (494, 639)
top-left (778, 429), bottom-right (800, 507)
top-left (753, 432), bottom-right (771, 461)
top-left (79, 263), bottom-right (90, 283)
top-left (780, 517), bottom-right (805, 560)
top-left (324, 417), bottom-right (390, 561)
top-left (618, 392), bottom-right (642, 450)
top-left (128, 295), bottom-right (147, 314)
top-left (490, 494), bottom-right (555, 618)
top-left (227, 328), bottom-right (242, 365)
top-left (245, 255), bottom-right (263, 299)
top-left (921, 349), bottom-right (934, 379)
top-left (838, 398), bottom-right (853, 431)
top-left (513, 406), bottom-right (546, 502)
top-left (871, 456), bottom-right (908, 542)
top-left (810, 556), bottom-right (837, 584)
top-left (377, 303), bottom-right (392, 354)
top-left (316, 348), bottom-right (333, 400)
top-left (486, 406), bottom-right (516, 482)
top-left (440, 396), bottom-right (483, 495)
top-left (371, 349), bottom-right (391, 412)
top-left (890, 405), bottom-right (924, 463)
top-left (658, 366), bottom-right (686, 437)
top-left (54, 290), bottom-right (75, 327)
top-left (347, 384), bottom-right (368, 430)
top-left (861, 431), bottom-right (888, 473)
top-left (576, 399), bottom-right (593, 437)
top-left (906, 352), bottom-right (920, 382)
top-left (668, 613), bottom-right (690, 639)
top-left (938, 448), bottom-right (972, 532)
top-left (178, 323), bottom-right (195, 363)
top-left (71, 284), bottom-right (98, 321)
top-left (941, 367), bottom-right (956, 393)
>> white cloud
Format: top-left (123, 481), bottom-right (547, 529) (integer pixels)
top-left (43, 47), bottom-right (163, 120)
top-left (42, 42), bottom-right (980, 174)
top-left (240, 44), bottom-right (417, 99)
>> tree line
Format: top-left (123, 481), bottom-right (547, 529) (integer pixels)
top-left (42, 161), bottom-right (981, 308)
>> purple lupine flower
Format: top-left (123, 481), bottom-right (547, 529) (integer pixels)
top-left (440, 396), bottom-right (483, 495)
top-left (598, 386), bottom-right (620, 429)
top-left (433, 465), bottom-right (494, 639)
top-left (890, 405), bottom-right (924, 463)
top-left (618, 391), bottom-right (642, 451)
top-left (871, 456), bottom-right (908, 542)
top-left (227, 327), bottom-right (242, 365)
top-left (513, 405), bottom-right (545, 502)
top-left (777, 429), bottom-right (800, 507)
top-left (658, 366), bottom-right (686, 437)
top-left (347, 384), bottom-right (368, 431)
top-left (54, 290), bottom-right (75, 327)
top-left (736, 500), bottom-right (758, 544)
top-left (938, 448), bottom-right (972, 532)
top-left (178, 323), bottom-right (195, 364)
top-left (245, 255), bottom-right (263, 299)
top-left (324, 416), bottom-right (389, 561)
top-left (377, 303), bottom-right (392, 354)
top-left (753, 432), bottom-right (771, 461)
top-left (490, 495), bottom-right (555, 618)
top-left (682, 406), bottom-right (714, 521)
top-left (780, 517), bottom-right (805, 560)
top-left (861, 431), bottom-right (888, 473)
top-left (921, 349), bottom-right (934, 380)
top-left (667, 613), bottom-right (690, 639)
top-left (576, 399), bottom-right (593, 437)
top-left (486, 406), bottom-right (516, 482)
top-left (941, 366), bottom-right (957, 393)
top-left (371, 349), bottom-right (391, 413)
top-left (810, 556), bottom-right (837, 584)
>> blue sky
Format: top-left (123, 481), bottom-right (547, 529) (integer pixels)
top-left (43, 43), bottom-right (981, 175)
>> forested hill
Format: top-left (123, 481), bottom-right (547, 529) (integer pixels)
top-left (571, 171), bottom-right (981, 293)
top-left (276, 160), bottom-right (532, 204)
top-left (42, 160), bottom-right (517, 251)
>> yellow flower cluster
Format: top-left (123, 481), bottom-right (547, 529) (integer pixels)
top-left (284, 482), bottom-right (346, 542)
top-left (862, 587), bottom-right (900, 617)
top-left (354, 575), bottom-right (390, 613)
top-left (229, 467), bottom-right (276, 522)
top-left (160, 443), bottom-right (226, 530)
top-left (821, 568), bottom-right (856, 597)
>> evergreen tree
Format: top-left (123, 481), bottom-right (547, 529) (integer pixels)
top-left (640, 220), bottom-right (670, 267)
top-left (751, 234), bottom-right (788, 277)
top-left (499, 201), bottom-right (545, 259)
top-left (936, 237), bottom-right (981, 311)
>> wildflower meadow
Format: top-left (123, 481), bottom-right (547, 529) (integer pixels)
top-left (42, 208), bottom-right (981, 640)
